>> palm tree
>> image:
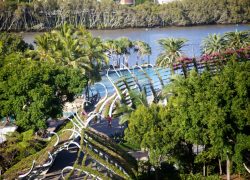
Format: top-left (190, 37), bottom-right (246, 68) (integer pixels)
top-left (31, 33), bottom-right (55, 62)
top-left (34, 23), bottom-right (109, 102)
top-left (202, 34), bottom-right (225, 54)
top-left (84, 36), bottom-right (109, 83)
top-left (156, 38), bottom-right (187, 75)
top-left (117, 37), bottom-right (133, 67)
top-left (224, 30), bottom-right (250, 50)
top-left (104, 39), bottom-right (121, 68)
top-left (35, 23), bottom-right (108, 76)
top-left (133, 40), bottom-right (151, 65)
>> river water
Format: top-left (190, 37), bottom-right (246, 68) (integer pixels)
top-left (22, 24), bottom-right (250, 65)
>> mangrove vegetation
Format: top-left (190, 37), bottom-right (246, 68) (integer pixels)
top-left (0, 0), bottom-right (249, 31)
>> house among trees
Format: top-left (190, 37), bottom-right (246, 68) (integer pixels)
top-left (120, 0), bottom-right (135, 5)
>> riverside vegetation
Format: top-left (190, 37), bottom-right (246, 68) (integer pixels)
top-left (0, 25), bottom-right (250, 179)
top-left (0, 0), bottom-right (249, 31)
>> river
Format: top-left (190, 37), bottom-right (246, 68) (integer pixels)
top-left (22, 24), bottom-right (250, 65)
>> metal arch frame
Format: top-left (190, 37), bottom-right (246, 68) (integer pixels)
top-left (99, 93), bottom-right (117, 115)
top-left (88, 111), bottom-right (96, 116)
top-left (109, 96), bottom-right (119, 117)
top-left (132, 64), bottom-right (145, 75)
top-left (243, 163), bottom-right (250, 174)
top-left (66, 141), bottom-right (81, 150)
top-left (71, 112), bottom-right (84, 129)
top-left (132, 64), bottom-right (153, 86)
top-left (94, 82), bottom-right (108, 108)
top-left (110, 64), bottom-right (121, 77)
top-left (84, 113), bottom-right (101, 128)
top-left (61, 166), bottom-right (102, 180)
top-left (75, 106), bottom-right (84, 123)
top-left (50, 132), bottom-right (60, 147)
top-left (74, 106), bottom-right (87, 128)
top-left (121, 63), bottom-right (142, 93)
top-left (70, 123), bottom-right (76, 139)
top-left (147, 64), bottom-right (165, 87)
top-left (42, 152), bottom-right (53, 167)
top-left (68, 117), bottom-right (82, 132)
top-left (18, 160), bottom-right (36, 178)
top-left (63, 129), bottom-right (81, 139)
top-left (106, 68), bottom-right (122, 99)
top-left (133, 64), bottom-right (155, 92)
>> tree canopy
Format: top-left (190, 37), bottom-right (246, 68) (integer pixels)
top-left (0, 53), bottom-right (86, 130)
top-left (125, 56), bottom-right (250, 177)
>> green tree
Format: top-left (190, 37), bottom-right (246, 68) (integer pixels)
top-left (104, 39), bottom-right (119, 67)
top-left (163, 59), bottom-right (250, 178)
top-left (156, 38), bottom-right (187, 75)
top-left (32, 24), bottom-right (108, 100)
top-left (117, 37), bottom-right (133, 67)
top-left (34, 23), bottom-right (108, 78)
top-left (124, 104), bottom-right (165, 166)
top-left (224, 30), bottom-right (250, 50)
top-left (133, 40), bottom-right (151, 65)
top-left (0, 129), bottom-right (44, 173)
top-left (0, 32), bottom-right (33, 56)
top-left (202, 34), bottom-right (225, 54)
top-left (0, 53), bottom-right (86, 130)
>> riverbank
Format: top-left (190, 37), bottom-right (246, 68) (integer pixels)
top-left (3, 23), bottom-right (250, 33)
top-left (0, 0), bottom-right (249, 32)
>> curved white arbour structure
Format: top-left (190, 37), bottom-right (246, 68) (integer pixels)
top-left (18, 160), bottom-right (36, 179)
top-left (68, 117), bottom-right (82, 132)
top-left (83, 112), bottom-right (105, 128)
top-left (109, 96), bottom-right (119, 117)
top-left (99, 93), bottom-right (116, 115)
top-left (61, 166), bottom-right (102, 180)
top-left (121, 63), bottom-right (141, 93)
top-left (71, 112), bottom-right (84, 129)
top-left (147, 64), bottom-right (164, 87)
top-left (66, 141), bottom-right (81, 150)
top-left (50, 132), bottom-right (60, 147)
top-left (106, 67), bottom-right (122, 99)
top-left (62, 129), bottom-right (81, 139)
top-left (42, 152), bottom-right (53, 167)
top-left (94, 82), bottom-right (108, 108)
top-left (243, 163), bottom-right (250, 174)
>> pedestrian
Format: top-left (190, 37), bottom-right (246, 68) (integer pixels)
top-left (107, 116), bottom-right (112, 127)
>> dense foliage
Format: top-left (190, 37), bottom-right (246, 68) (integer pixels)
top-left (0, 54), bottom-right (86, 130)
top-left (32, 23), bottom-right (108, 84)
top-left (0, 130), bottom-right (45, 173)
top-left (0, 27), bottom-right (104, 130)
top-left (124, 56), bottom-right (250, 178)
top-left (0, 0), bottom-right (249, 31)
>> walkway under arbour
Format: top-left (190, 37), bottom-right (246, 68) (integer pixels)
top-left (41, 116), bottom-right (142, 179)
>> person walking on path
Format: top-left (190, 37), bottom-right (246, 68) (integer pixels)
top-left (107, 116), bottom-right (112, 128)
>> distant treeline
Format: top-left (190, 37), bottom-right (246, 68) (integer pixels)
top-left (0, 0), bottom-right (249, 31)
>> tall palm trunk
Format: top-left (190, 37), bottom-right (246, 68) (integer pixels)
top-left (170, 63), bottom-right (175, 75)
top-left (203, 163), bottom-right (206, 176)
top-left (226, 154), bottom-right (230, 180)
top-left (219, 158), bottom-right (222, 175)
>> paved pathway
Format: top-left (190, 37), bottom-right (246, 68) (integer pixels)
top-left (89, 117), bottom-right (125, 137)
